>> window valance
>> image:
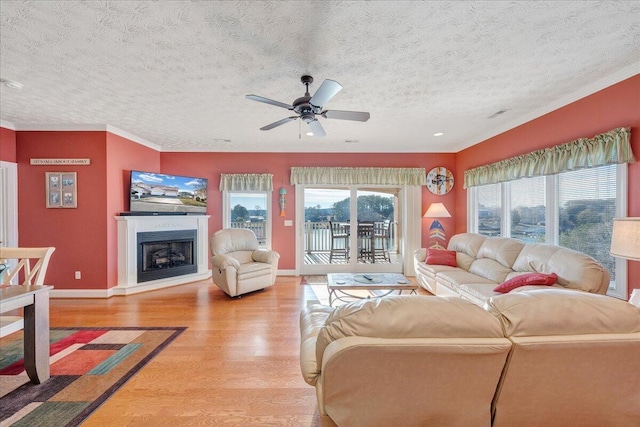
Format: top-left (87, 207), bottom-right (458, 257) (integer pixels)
top-left (464, 127), bottom-right (634, 188)
top-left (219, 173), bottom-right (273, 191)
top-left (290, 167), bottom-right (427, 186)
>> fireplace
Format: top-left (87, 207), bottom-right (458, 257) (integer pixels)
top-left (115, 215), bottom-right (210, 295)
top-left (137, 230), bottom-right (197, 282)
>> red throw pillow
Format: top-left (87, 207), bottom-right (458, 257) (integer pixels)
top-left (425, 249), bottom-right (457, 267)
top-left (494, 273), bottom-right (558, 293)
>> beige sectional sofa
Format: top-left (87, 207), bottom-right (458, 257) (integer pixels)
top-left (300, 291), bottom-right (640, 427)
top-left (414, 233), bottom-right (609, 304)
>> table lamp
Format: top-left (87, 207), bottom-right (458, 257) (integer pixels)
top-left (424, 203), bottom-right (451, 249)
top-left (610, 217), bottom-right (640, 306)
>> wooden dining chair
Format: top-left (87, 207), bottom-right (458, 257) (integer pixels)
top-left (0, 247), bottom-right (56, 338)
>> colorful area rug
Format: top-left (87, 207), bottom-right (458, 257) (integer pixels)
top-left (0, 326), bottom-right (185, 427)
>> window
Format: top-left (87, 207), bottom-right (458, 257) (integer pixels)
top-left (477, 183), bottom-right (501, 237)
top-left (558, 165), bottom-right (618, 284)
top-left (468, 164), bottom-right (627, 299)
top-left (223, 191), bottom-right (271, 248)
top-left (509, 176), bottom-right (546, 243)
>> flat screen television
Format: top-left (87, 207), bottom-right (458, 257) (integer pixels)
top-left (129, 171), bottom-right (208, 214)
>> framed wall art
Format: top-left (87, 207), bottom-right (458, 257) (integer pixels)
top-left (46, 172), bottom-right (77, 208)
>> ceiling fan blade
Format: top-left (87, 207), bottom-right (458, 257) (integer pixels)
top-left (260, 116), bottom-right (298, 131)
top-left (322, 110), bottom-right (370, 122)
top-left (246, 94), bottom-right (293, 110)
top-left (308, 120), bottom-right (326, 137)
top-left (310, 79), bottom-right (342, 107)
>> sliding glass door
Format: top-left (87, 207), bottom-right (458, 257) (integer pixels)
top-left (299, 185), bottom-right (403, 275)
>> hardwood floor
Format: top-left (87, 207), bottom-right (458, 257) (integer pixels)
top-left (49, 276), bottom-right (322, 426)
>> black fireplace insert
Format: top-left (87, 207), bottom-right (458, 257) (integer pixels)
top-left (137, 230), bottom-right (197, 282)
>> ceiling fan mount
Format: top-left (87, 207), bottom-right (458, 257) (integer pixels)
top-left (246, 75), bottom-right (370, 137)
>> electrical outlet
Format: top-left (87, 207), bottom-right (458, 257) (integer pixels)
top-left (74, 271), bottom-right (81, 280)
top-left (284, 220), bottom-right (293, 226)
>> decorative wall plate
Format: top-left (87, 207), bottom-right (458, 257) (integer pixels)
top-left (426, 167), bottom-right (454, 195)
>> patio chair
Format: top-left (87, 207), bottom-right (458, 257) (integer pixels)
top-left (329, 221), bottom-right (349, 263)
top-left (373, 220), bottom-right (393, 262)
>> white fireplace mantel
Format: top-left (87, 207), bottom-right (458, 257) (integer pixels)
top-left (114, 215), bottom-right (211, 295)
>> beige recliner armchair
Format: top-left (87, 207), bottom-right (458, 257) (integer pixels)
top-left (209, 228), bottom-right (279, 297)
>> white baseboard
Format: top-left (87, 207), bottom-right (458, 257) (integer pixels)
top-left (277, 269), bottom-right (297, 276)
top-left (51, 288), bottom-right (115, 299)
top-left (50, 270), bottom-right (299, 298)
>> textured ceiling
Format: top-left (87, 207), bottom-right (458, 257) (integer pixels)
top-left (1, 1), bottom-right (639, 153)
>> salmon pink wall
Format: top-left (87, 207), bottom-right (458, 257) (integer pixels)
top-left (160, 152), bottom-right (456, 270)
top-left (0, 127), bottom-right (17, 162)
top-left (106, 133), bottom-right (161, 288)
top-left (17, 131), bottom-right (109, 290)
top-left (455, 74), bottom-right (640, 298)
top-left (15, 131), bottom-right (160, 291)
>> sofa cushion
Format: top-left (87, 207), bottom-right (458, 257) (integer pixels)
top-left (485, 289), bottom-right (640, 337)
top-left (316, 295), bottom-right (504, 366)
top-left (468, 258), bottom-right (515, 284)
top-left (512, 244), bottom-right (608, 293)
top-left (237, 262), bottom-right (272, 280)
top-left (425, 249), bottom-right (457, 266)
top-left (447, 233), bottom-right (486, 258)
top-left (494, 272), bottom-right (558, 293)
top-left (477, 237), bottom-right (525, 269)
top-left (437, 269), bottom-right (497, 290)
top-left (458, 283), bottom-right (502, 306)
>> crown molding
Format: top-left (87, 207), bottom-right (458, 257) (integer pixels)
top-left (0, 120), bottom-right (16, 130)
top-left (5, 123), bottom-right (161, 152)
top-left (105, 125), bottom-right (161, 151)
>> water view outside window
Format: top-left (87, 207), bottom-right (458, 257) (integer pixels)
top-left (478, 183), bottom-right (501, 237)
top-left (510, 176), bottom-right (546, 243)
top-left (470, 164), bottom-right (623, 296)
top-left (303, 188), bottom-right (396, 265)
top-left (558, 165), bottom-right (617, 282)
top-left (229, 192), bottom-right (268, 247)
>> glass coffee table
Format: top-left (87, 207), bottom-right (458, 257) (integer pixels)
top-left (326, 273), bottom-right (418, 306)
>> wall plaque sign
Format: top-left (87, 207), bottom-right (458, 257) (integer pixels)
top-left (31, 158), bottom-right (91, 165)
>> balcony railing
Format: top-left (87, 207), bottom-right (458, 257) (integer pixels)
top-left (230, 221), bottom-right (266, 245)
top-left (229, 220), bottom-right (396, 257)
top-left (303, 221), bottom-right (396, 253)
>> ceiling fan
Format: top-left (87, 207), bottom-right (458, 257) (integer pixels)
top-left (246, 75), bottom-right (370, 137)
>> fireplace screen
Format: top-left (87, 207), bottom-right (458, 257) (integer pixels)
top-left (137, 230), bottom-right (197, 282)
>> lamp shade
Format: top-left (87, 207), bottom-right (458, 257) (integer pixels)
top-left (423, 203), bottom-right (451, 218)
top-left (610, 218), bottom-right (640, 261)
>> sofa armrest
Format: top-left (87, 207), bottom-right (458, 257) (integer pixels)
top-left (211, 254), bottom-right (240, 270)
top-left (413, 248), bottom-right (427, 263)
top-left (252, 249), bottom-right (280, 264)
top-left (300, 304), bottom-right (334, 386)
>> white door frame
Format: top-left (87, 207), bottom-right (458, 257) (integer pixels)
top-left (0, 160), bottom-right (18, 248)
top-left (295, 184), bottom-right (422, 276)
